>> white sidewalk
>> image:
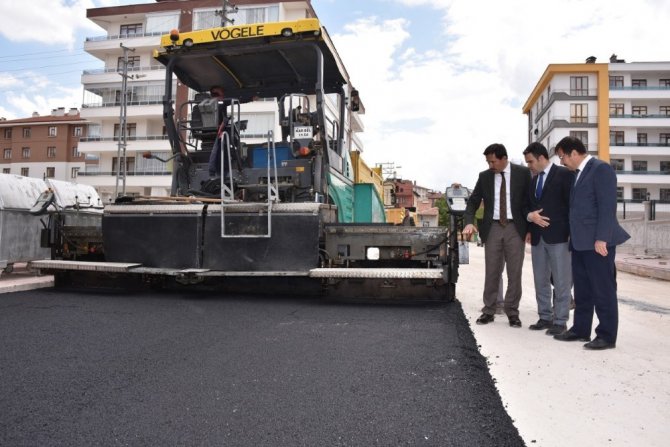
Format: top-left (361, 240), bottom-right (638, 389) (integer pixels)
top-left (458, 243), bottom-right (670, 447)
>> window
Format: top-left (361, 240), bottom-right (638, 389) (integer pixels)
top-left (73, 126), bottom-right (83, 137)
top-left (3, 148), bottom-right (10, 159)
top-left (660, 133), bottom-right (670, 146)
top-left (45, 167), bottom-right (55, 178)
top-left (146, 12), bottom-right (180, 33)
top-left (71, 167), bottom-right (79, 179)
top-left (637, 133), bottom-right (648, 146)
top-left (112, 157), bottom-right (136, 174)
top-left (632, 160), bottom-right (647, 172)
top-left (72, 146), bottom-right (81, 158)
top-left (2, 168), bottom-right (9, 174)
top-left (632, 188), bottom-right (648, 201)
top-left (117, 55), bottom-right (141, 71)
top-left (22, 127), bottom-right (31, 138)
top-left (47, 146), bottom-right (56, 158)
top-left (616, 187), bottom-right (624, 200)
top-left (661, 79), bottom-right (670, 88)
top-left (609, 103), bottom-right (624, 116)
top-left (20, 167), bottom-right (29, 176)
top-left (610, 131), bottom-right (624, 146)
top-left (632, 106), bottom-right (647, 116)
top-left (193, 5), bottom-right (279, 30)
top-left (609, 76), bottom-right (624, 88)
top-left (661, 189), bottom-right (670, 201)
top-left (570, 103), bottom-right (588, 123)
top-left (21, 147), bottom-right (30, 158)
top-left (48, 126), bottom-right (57, 137)
top-left (660, 161), bottom-right (670, 172)
top-left (570, 131), bottom-right (588, 147)
top-left (570, 76), bottom-right (589, 96)
top-left (610, 159), bottom-right (624, 171)
top-left (632, 79), bottom-right (647, 88)
top-left (3, 128), bottom-right (11, 139)
top-left (660, 106), bottom-right (670, 116)
top-left (113, 123), bottom-right (137, 140)
top-left (120, 23), bottom-right (143, 36)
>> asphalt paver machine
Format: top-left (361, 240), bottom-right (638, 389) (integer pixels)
top-left (32, 19), bottom-right (460, 301)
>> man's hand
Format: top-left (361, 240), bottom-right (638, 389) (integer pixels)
top-left (527, 209), bottom-right (550, 228)
top-left (462, 224), bottom-right (477, 241)
top-left (595, 240), bottom-right (608, 257)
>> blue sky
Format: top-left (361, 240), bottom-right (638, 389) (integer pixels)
top-left (2, 0), bottom-right (670, 188)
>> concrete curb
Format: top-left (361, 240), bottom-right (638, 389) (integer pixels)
top-left (616, 258), bottom-right (670, 281)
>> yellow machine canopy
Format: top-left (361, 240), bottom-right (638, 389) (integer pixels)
top-left (154, 19), bottom-right (349, 100)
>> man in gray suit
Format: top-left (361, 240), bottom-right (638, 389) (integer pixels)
top-left (553, 136), bottom-right (630, 350)
top-left (463, 144), bottom-right (531, 327)
top-left (523, 142), bottom-right (574, 336)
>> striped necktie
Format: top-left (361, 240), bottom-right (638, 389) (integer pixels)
top-left (499, 171), bottom-right (507, 226)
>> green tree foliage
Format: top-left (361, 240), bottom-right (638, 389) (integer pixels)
top-left (436, 197), bottom-right (449, 226)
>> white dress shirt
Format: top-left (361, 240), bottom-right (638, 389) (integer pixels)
top-left (493, 163), bottom-right (512, 220)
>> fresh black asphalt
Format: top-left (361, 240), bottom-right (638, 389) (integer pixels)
top-left (0, 289), bottom-right (524, 446)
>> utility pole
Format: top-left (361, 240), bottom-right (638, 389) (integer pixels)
top-left (215, 0), bottom-right (238, 27)
top-left (115, 43), bottom-right (135, 198)
top-left (376, 162), bottom-right (402, 179)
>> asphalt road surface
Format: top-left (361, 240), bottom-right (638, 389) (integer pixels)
top-left (1, 289), bottom-right (524, 446)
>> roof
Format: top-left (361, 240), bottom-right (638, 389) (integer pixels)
top-left (153, 18), bottom-right (351, 99)
top-left (0, 114), bottom-right (86, 127)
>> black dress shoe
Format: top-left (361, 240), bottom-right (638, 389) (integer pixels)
top-left (584, 337), bottom-right (616, 350)
top-left (545, 324), bottom-right (567, 336)
top-left (529, 319), bottom-right (552, 330)
top-left (553, 330), bottom-right (590, 342)
top-left (508, 316), bottom-right (522, 328)
top-left (476, 313), bottom-right (494, 325)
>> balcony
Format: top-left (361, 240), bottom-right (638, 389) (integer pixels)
top-left (81, 65), bottom-right (166, 84)
top-left (80, 99), bottom-right (164, 119)
top-left (609, 114), bottom-right (670, 128)
top-left (615, 171), bottom-right (670, 185)
top-left (609, 86), bottom-right (670, 100)
top-left (533, 89), bottom-right (598, 123)
top-left (79, 135), bottom-right (170, 153)
top-left (609, 142), bottom-right (670, 156)
top-left (84, 31), bottom-right (166, 59)
top-left (76, 171), bottom-right (172, 189)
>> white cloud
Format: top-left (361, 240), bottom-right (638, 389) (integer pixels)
top-left (4, 71), bottom-right (83, 118)
top-left (0, 0), bottom-right (100, 48)
top-left (332, 17), bottom-right (525, 190)
top-left (330, 0), bottom-right (670, 190)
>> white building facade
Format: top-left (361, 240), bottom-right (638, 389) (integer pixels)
top-left (523, 57), bottom-right (670, 204)
top-left (79, 0), bottom-right (363, 203)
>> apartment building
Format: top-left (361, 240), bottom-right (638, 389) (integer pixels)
top-left (523, 55), bottom-right (670, 203)
top-left (79, 0), bottom-right (364, 202)
top-left (0, 108), bottom-right (87, 181)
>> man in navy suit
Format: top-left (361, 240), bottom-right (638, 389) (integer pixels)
top-left (463, 143), bottom-right (531, 327)
top-left (523, 142), bottom-right (574, 336)
top-left (553, 136), bottom-right (630, 350)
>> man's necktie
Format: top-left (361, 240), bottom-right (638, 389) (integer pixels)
top-left (575, 168), bottom-right (581, 185)
top-left (499, 171), bottom-right (507, 226)
top-left (536, 171), bottom-right (545, 200)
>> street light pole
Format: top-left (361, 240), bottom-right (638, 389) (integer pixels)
top-left (115, 43), bottom-right (135, 198)
top-left (216, 0), bottom-right (238, 27)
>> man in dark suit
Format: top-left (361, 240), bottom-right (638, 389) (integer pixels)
top-left (463, 143), bottom-right (531, 327)
top-left (553, 136), bottom-right (630, 350)
top-left (523, 142), bottom-right (574, 336)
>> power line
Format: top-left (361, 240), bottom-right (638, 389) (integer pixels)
top-left (0, 50), bottom-right (89, 63)
top-left (0, 47), bottom-right (84, 59)
top-left (0, 58), bottom-right (96, 74)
